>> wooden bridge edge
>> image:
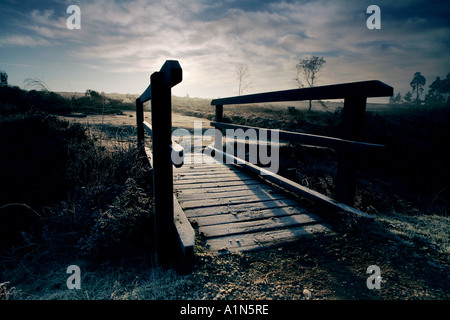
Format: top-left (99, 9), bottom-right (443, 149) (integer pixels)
top-left (206, 146), bottom-right (374, 220)
top-left (173, 194), bottom-right (195, 262)
top-left (142, 146), bottom-right (195, 265)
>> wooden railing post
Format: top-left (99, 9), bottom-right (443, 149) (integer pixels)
top-left (136, 60), bottom-right (191, 269)
top-left (335, 97), bottom-right (367, 205)
top-left (151, 71), bottom-right (176, 266)
top-left (136, 97), bottom-right (144, 150)
top-left (214, 105), bottom-right (223, 151)
top-left (214, 104), bottom-right (225, 163)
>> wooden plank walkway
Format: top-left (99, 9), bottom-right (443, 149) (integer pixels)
top-left (173, 153), bottom-right (335, 253)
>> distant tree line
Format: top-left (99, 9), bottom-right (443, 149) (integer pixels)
top-left (0, 70), bottom-right (8, 86)
top-left (0, 70), bottom-right (134, 115)
top-left (390, 71), bottom-right (450, 107)
top-left (69, 89), bottom-right (134, 114)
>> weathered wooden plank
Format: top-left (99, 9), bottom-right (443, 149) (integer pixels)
top-left (178, 158), bottom-right (221, 166)
top-left (206, 146), bottom-right (374, 220)
top-left (199, 213), bottom-right (323, 238)
top-left (174, 179), bottom-right (262, 190)
top-left (176, 187), bottom-right (283, 201)
top-left (174, 155), bottom-right (222, 166)
top-left (183, 198), bottom-right (302, 218)
top-left (174, 175), bottom-right (251, 184)
top-left (174, 164), bottom-right (239, 172)
top-left (205, 223), bottom-right (335, 253)
top-left (174, 176), bottom-right (259, 187)
top-left (175, 171), bottom-right (254, 182)
top-left (178, 192), bottom-right (290, 210)
top-left (174, 162), bottom-right (232, 170)
top-left (174, 174), bottom-right (255, 185)
top-left (174, 167), bottom-right (242, 176)
top-left (175, 183), bottom-right (276, 196)
top-left (174, 170), bottom-right (253, 181)
top-left (192, 205), bottom-right (310, 227)
top-left (174, 167), bottom-right (242, 175)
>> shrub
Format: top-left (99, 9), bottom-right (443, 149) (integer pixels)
top-left (0, 110), bottom-right (88, 210)
top-left (0, 105), bottom-right (154, 265)
top-left (41, 137), bottom-right (154, 262)
top-left (76, 178), bottom-right (153, 261)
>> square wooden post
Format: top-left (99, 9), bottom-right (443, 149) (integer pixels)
top-left (335, 97), bottom-right (367, 206)
top-left (214, 105), bottom-right (223, 150)
top-left (150, 71), bottom-right (176, 266)
top-left (136, 98), bottom-right (144, 150)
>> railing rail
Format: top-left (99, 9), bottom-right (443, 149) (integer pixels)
top-left (211, 80), bottom-right (393, 105)
top-left (210, 80), bottom-right (393, 213)
top-left (210, 121), bottom-right (384, 155)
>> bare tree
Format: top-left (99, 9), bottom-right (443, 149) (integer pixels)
top-left (235, 63), bottom-right (251, 96)
top-left (295, 56), bottom-right (326, 111)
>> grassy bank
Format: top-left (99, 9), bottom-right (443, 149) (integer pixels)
top-left (0, 105), bottom-right (155, 298)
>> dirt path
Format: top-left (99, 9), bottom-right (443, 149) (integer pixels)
top-left (59, 111), bottom-right (213, 150)
top-left (186, 221), bottom-right (449, 300)
top-left (60, 111), bottom-right (211, 130)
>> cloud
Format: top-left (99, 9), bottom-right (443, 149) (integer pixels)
top-left (0, 0), bottom-right (449, 98)
top-left (73, 0), bottom-right (450, 97)
top-left (0, 35), bottom-right (51, 47)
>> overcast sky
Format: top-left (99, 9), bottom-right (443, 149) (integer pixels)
top-left (1, 0), bottom-right (449, 102)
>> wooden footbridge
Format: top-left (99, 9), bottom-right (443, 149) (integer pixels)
top-left (136, 60), bottom-right (393, 267)
top-left (173, 154), bottom-right (334, 253)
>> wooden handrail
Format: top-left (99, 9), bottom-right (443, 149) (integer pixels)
top-left (210, 121), bottom-right (384, 155)
top-left (211, 79), bottom-right (393, 208)
top-left (211, 80), bottom-right (393, 105)
top-left (143, 121), bottom-right (184, 167)
top-left (139, 84), bottom-right (152, 103)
